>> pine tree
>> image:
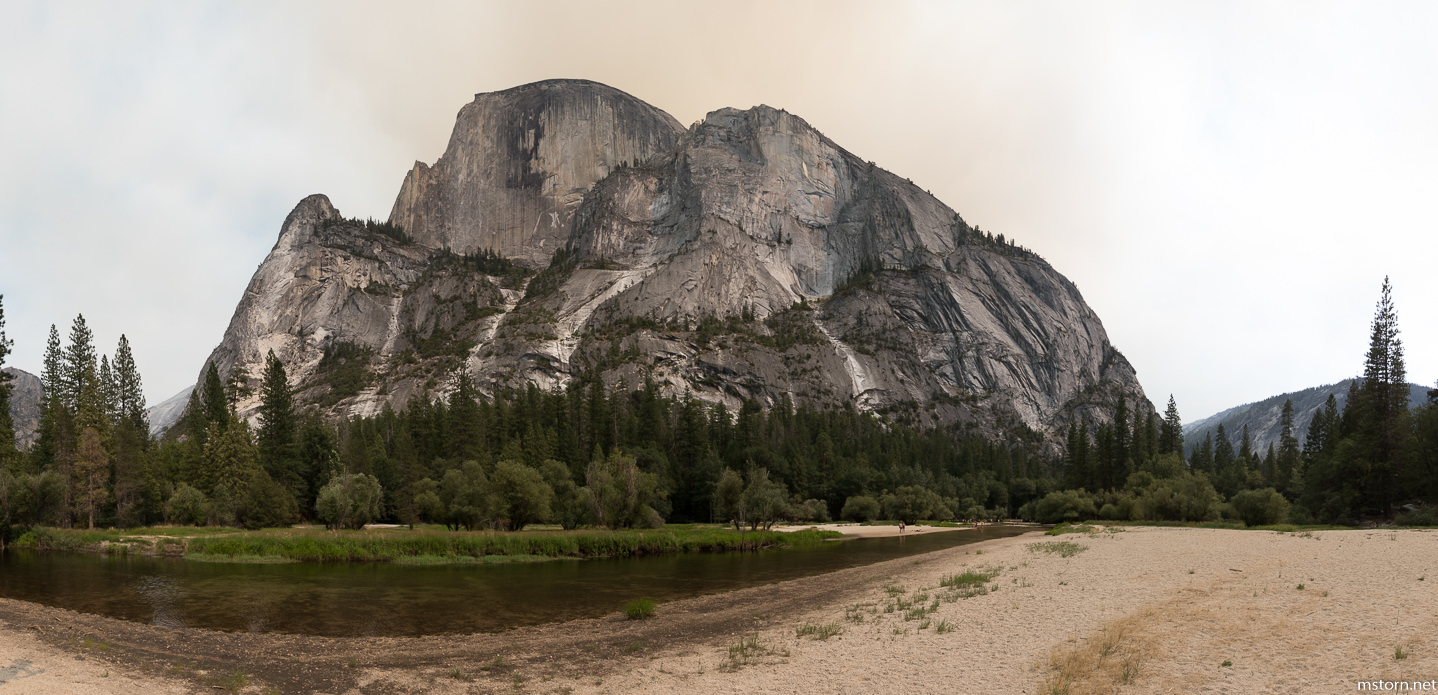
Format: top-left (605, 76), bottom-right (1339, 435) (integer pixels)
top-left (1063, 419), bottom-right (1091, 489)
top-left (256, 350), bottom-right (300, 498)
top-left (1213, 424), bottom-right (1234, 478)
top-left (40, 325), bottom-right (63, 406)
top-left (0, 295), bottom-right (14, 466)
top-left (1113, 396), bottom-right (1131, 480)
top-left (109, 335), bottom-right (152, 526)
top-left (1159, 395), bottom-right (1184, 457)
top-left (73, 358), bottom-right (108, 437)
top-left (447, 369), bottom-right (484, 463)
top-left (31, 325), bottom-right (65, 469)
top-left (74, 427), bottom-right (109, 529)
top-left (1238, 425), bottom-right (1253, 465)
top-left (200, 362), bottom-right (229, 430)
top-left (112, 335), bottom-right (147, 434)
top-left (1190, 432), bottom-right (1214, 474)
top-left (1351, 277), bottom-right (1410, 516)
top-left (63, 314), bottom-right (96, 412)
top-left (97, 355), bottom-right (117, 422)
top-left (1276, 398), bottom-right (1300, 494)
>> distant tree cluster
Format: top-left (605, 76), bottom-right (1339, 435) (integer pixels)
top-left (321, 216), bottom-right (412, 245)
top-left (1035, 277), bottom-right (1438, 526)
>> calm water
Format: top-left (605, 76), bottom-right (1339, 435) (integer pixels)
top-left (0, 526), bottom-right (1030, 636)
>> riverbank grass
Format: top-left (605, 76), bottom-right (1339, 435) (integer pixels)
top-left (11, 525), bottom-right (843, 565)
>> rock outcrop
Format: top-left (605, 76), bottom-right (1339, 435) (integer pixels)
top-left (390, 79), bottom-right (685, 267)
top-left (198, 80), bottom-right (1151, 440)
top-left (3, 367), bottom-right (41, 451)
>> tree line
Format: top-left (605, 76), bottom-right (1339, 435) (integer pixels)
top-left (0, 300), bottom-right (1056, 537)
top-left (2, 276), bottom-right (1434, 539)
top-left (1034, 277), bottom-right (1438, 526)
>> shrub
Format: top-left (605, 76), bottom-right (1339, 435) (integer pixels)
top-left (1230, 488), bottom-right (1289, 527)
top-left (489, 460), bottom-right (554, 531)
top-left (315, 473), bottom-right (383, 530)
top-left (586, 450), bottom-right (664, 529)
top-left (1025, 490), bottom-right (1099, 524)
top-left (237, 472), bottom-right (300, 530)
top-left (1129, 472), bottom-right (1219, 522)
top-left (790, 498), bottom-right (832, 523)
top-left (1396, 506), bottom-right (1438, 526)
top-left (165, 484), bottom-right (209, 526)
top-left (840, 495), bottom-right (881, 522)
top-left (881, 486), bottom-right (953, 524)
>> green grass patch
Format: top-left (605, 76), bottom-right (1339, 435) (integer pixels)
top-left (625, 598), bottom-right (656, 620)
top-left (17, 525), bottom-right (842, 565)
top-left (180, 526), bottom-right (841, 564)
top-left (941, 569), bottom-right (999, 589)
top-left (1046, 523), bottom-right (1098, 536)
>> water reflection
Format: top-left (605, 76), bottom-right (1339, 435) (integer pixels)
top-left (134, 575), bottom-right (182, 628)
top-left (0, 526), bottom-right (1030, 637)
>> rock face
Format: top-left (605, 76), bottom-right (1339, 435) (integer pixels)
top-left (145, 384), bottom-right (194, 436)
top-left (390, 80), bottom-right (685, 267)
top-left (198, 79), bottom-right (1150, 440)
top-left (4, 367), bottom-right (41, 451)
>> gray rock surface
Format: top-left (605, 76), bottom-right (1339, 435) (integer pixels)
top-left (3, 367), bottom-right (40, 450)
top-left (196, 79), bottom-right (1151, 440)
top-left (145, 384), bottom-right (193, 436)
top-left (390, 80), bottom-right (684, 267)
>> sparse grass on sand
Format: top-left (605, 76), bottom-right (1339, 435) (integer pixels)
top-left (1039, 609), bottom-right (1153, 695)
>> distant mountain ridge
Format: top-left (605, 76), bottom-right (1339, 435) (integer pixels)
top-left (146, 385), bottom-right (194, 436)
top-left (1183, 379), bottom-right (1433, 456)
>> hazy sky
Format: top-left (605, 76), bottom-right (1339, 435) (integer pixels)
top-left (2, 1), bottom-right (1434, 423)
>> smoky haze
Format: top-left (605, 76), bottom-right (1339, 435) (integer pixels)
top-left (1, 1), bottom-right (1434, 424)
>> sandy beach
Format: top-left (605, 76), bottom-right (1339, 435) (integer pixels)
top-left (2, 526), bottom-right (1435, 693)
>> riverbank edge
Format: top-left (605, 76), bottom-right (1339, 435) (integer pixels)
top-left (5, 525), bottom-right (846, 565)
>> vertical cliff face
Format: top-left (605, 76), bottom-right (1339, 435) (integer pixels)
top-left (3, 367), bottom-right (42, 450)
top-left (389, 80), bottom-right (685, 267)
top-left (197, 194), bottom-right (516, 423)
top-left (198, 80), bottom-right (1150, 439)
top-left (559, 104), bottom-right (1147, 432)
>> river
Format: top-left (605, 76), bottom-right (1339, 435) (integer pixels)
top-left (0, 525), bottom-right (1030, 636)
